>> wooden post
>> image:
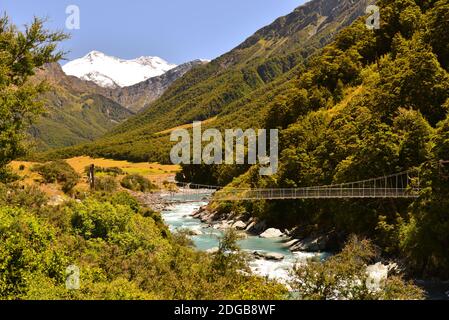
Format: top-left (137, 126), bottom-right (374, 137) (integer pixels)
top-left (89, 164), bottom-right (95, 190)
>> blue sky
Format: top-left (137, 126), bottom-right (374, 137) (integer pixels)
top-left (2, 0), bottom-right (305, 64)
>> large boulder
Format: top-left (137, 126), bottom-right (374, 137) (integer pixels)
top-left (291, 235), bottom-right (328, 252)
top-left (213, 221), bottom-right (231, 230)
top-left (232, 221), bottom-right (247, 230)
top-left (283, 238), bottom-right (300, 248)
top-left (259, 228), bottom-right (284, 238)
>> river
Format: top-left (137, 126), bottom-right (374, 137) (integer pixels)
top-left (160, 198), bottom-right (449, 299)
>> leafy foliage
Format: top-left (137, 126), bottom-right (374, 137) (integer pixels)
top-left (120, 174), bottom-right (155, 192)
top-left (84, 166), bottom-right (124, 177)
top-left (175, 0), bottom-right (449, 278)
top-left (0, 15), bottom-right (67, 175)
top-left (94, 176), bottom-right (118, 193)
top-left (0, 184), bottom-right (286, 300)
top-left (39, 0), bottom-right (374, 163)
top-left (32, 160), bottom-right (80, 193)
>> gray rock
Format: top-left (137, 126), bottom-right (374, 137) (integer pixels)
top-left (284, 239), bottom-right (300, 248)
top-left (247, 220), bottom-right (267, 233)
top-left (214, 221), bottom-right (231, 230)
top-left (245, 221), bottom-right (256, 232)
top-left (232, 221), bottom-right (247, 230)
top-left (260, 228), bottom-right (284, 238)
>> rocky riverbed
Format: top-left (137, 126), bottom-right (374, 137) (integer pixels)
top-left (137, 189), bottom-right (449, 298)
top-left (192, 205), bottom-right (333, 255)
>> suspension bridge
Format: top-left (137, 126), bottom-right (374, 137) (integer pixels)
top-left (158, 169), bottom-right (421, 202)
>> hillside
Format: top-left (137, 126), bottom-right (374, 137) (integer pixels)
top-left (30, 63), bottom-right (134, 150)
top-left (30, 58), bottom-right (206, 150)
top-left (43, 0), bottom-right (375, 161)
top-left (202, 0), bottom-right (449, 278)
top-left (103, 59), bottom-right (208, 112)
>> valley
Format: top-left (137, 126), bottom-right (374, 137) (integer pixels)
top-left (29, 55), bottom-right (206, 150)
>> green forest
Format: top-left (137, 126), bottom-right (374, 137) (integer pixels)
top-left (207, 0), bottom-right (449, 279)
top-left (185, 0), bottom-right (449, 278)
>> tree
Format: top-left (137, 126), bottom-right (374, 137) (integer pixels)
top-left (0, 15), bottom-right (68, 178)
top-left (426, 0), bottom-right (449, 70)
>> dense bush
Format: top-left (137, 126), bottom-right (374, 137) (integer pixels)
top-left (0, 185), bottom-right (286, 300)
top-left (94, 176), bottom-right (118, 193)
top-left (205, 0), bottom-right (449, 278)
top-left (120, 174), bottom-right (155, 192)
top-left (33, 160), bottom-right (80, 193)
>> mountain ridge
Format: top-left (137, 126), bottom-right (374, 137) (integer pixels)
top-left (30, 57), bottom-right (206, 149)
top-left (62, 50), bottom-right (177, 88)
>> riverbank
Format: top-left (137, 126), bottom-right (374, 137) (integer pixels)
top-left (137, 189), bottom-right (449, 298)
top-left (134, 189), bottom-right (329, 284)
top-left (192, 205), bottom-right (333, 254)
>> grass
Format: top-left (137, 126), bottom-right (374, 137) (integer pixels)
top-left (65, 156), bottom-right (179, 175)
top-left (8, 156), bottom-right (181, 196)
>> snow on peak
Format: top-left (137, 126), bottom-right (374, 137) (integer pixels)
top-left (62, 51), bottom-right (177, 88)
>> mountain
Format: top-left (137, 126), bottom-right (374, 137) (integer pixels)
top-left (62, 50), bottom-right (177, 88)
top-left (62, 56), bottom-right (207, 112)
top-left (101, 59), bottom-right (208, 112)
top-left (30, 57), bottom-right (206, 149)
top-left (46, 0), bottom-right (374, 162)
top-left (30, 63), bottom-right (134, 150)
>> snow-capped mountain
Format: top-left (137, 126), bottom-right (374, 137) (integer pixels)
top-left (62, 51), bottom-right (177, 88)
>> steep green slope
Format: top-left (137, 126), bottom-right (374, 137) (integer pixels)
top-left (205, 0), bottom-right (449, 277)
top-left (43, 0), bottom-right (374, 161)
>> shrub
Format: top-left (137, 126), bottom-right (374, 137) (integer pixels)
top-left (94, 176), bottom-right (118, 193)
top-left (0, 206), bottom-right (69, 298)
top-left (0, 184), bottom-right (48, 209)
top-left (95, 191), bottom-right (140, 213)
top-left (69, 198), bottom-right (132, 240)
top-left (120, 174), bottom-right (155, 192)
top-left (33, 160), bottom-right (80, 193)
